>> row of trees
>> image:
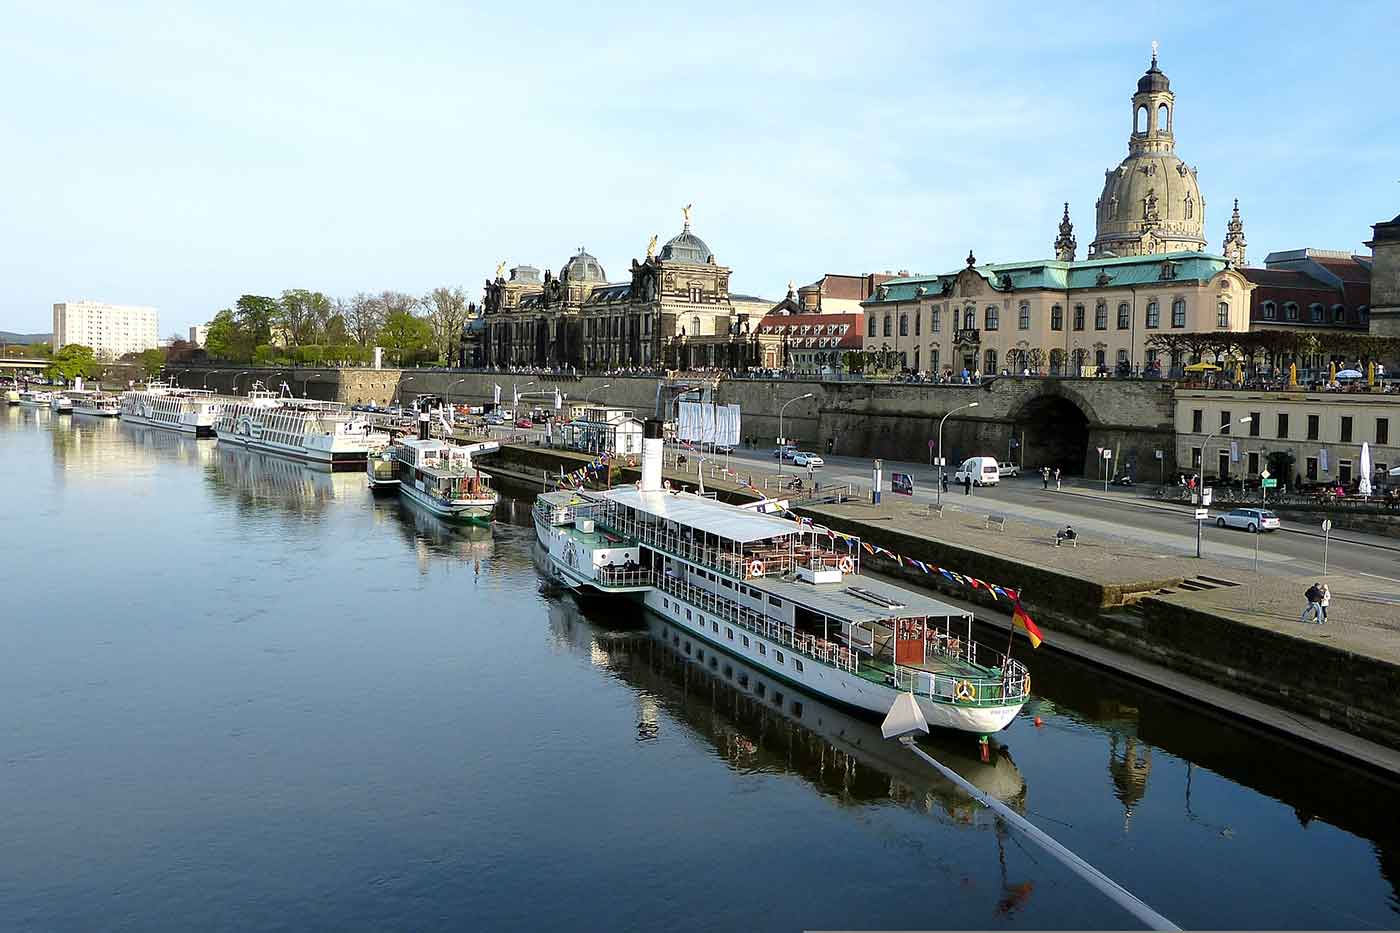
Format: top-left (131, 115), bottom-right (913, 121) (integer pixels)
top-left (1144, 330), bottom-right (1400, 371)
top-left (203, 288), bottom-right (476, 367)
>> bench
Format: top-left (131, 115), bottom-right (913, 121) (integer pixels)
top-left (1054, 534), bottom-right (1078, 548)
top-left (924, 503), bottom-right (945, 518)
top-left (985, 514), bottom-right (1007, 532)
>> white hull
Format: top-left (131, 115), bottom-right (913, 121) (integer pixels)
top-left (73, 406), bottom-right (120, 418)
top-left (120, 411), bottom-right (214, 435)
top-left (399, 479), bottom-right (495, 522)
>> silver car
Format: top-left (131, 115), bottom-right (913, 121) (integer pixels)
top-left (1216, 508), bottom-right (1281, 532)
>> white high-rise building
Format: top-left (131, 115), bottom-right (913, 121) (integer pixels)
top-left (52, 301), bottom-right (159, 359)
top-left (189, 324), bottom-right (209, 347)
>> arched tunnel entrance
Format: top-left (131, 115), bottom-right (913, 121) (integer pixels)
top-left (1015, 394), bottom-right (1090, 476)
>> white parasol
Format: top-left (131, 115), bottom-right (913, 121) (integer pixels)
top-left (1359, 442), bottom-right (1373, 497)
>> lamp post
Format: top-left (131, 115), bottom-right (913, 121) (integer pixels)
top-left (1195, 415), bottom-right (1253, 558)
top-left (513, 381), bottom-right (534, 414)
top-left (301, 372), bottom-right (320, 398)
top-left (203, 370), bottom-right (219, 390)
top-left (234, 371), bottom-right (249, 394)
top-left (447, 378), bottom-right (467, 409)
top-left (937, 401), bottom-right (980, 507)
top-left (396, 375), bottom-right (415, 410)
top-left (777, 392), bottom-right (814, 476)
top-left (585, 382), bottom-right (612, 405)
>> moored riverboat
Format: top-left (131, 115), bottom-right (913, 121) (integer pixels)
top-left (68, 390), bottom-right (122, 417)
top-left (119, 382), bottom-right (222, 436)
top-left (49, 393), bottom-right (73, 414)
top-left (214, 391), bottom-right (388, 470)
top-left (384, 414), bottom-right (498, 522)
top-left (533, 419), bottom-right (1030, 736)
top-left (18, 389), bottom-right (52, 408)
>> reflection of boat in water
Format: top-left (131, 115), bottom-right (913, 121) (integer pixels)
top-left (544, 584), bottom-right (1027, 819)
top-left (209, 443), bottom-right (363, 510)
top-left (377, 493), bottom-right (497, 565)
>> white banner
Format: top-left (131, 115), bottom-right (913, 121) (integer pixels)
top-left (493, 384), bottom-right (502, 405)
top-left (1230, 440), bottom-right (1238, 463)
top-left (677, 401), bottom-right (741, 446)
top-left (1319, 448), bottom-right (1329, 473)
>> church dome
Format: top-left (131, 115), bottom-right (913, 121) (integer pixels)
top-left (560, 248), bottom-right (606, 283)
top-left (1137, 60), bottom-right (1170, 93)
top-left (659, 226), bottom-right (714, 264)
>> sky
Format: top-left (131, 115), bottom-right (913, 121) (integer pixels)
top-left (1, 0), bottom-right (1396, 337)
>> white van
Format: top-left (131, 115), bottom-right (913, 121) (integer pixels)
top-left (953, 456), bottom-right (1001, 487)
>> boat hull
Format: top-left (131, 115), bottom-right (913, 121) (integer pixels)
top-left (119, 411), bottom-right (215, 436)
top-left (399, 481), bottom-right (495, 524)
top-left (214, 430), bottom-right (369, 471)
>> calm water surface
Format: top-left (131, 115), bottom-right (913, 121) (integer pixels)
top-left (3, 407), bottom-right (1398, 931)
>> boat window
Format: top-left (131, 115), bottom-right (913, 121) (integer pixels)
top-left (711, 621), bottom-right (718, 633)
top-left (794, 659), bottom-right (803, 673)
top-left (726, 628), bottom-right (734, 640)
top-left (758, 644), bottom-right (766, 655)
top-left (663, 599), bottom-right (669, 609)
top-left (685, 609), bottom-right (691, 621)
top-left (776, 651), bottom-right (785, 664)
top-left (768, 596), bottom-right (782, 607)
top-left (741, 635), bottom-right (749, 647)
top-left (721, 580), bottom-right (732, 589)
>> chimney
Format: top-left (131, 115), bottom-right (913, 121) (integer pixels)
top-left (640, 418), bottom-right (664, 491)
top-left (418, 413), bottom-right (430, 441)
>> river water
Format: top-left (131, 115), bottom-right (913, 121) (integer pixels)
top-left (3, 407), bottom-right (1398, 931)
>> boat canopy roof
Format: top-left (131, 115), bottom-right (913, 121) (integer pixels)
top-left (603, 487), bottom-right (801, 544)
top-left (752, 572), bottom-right (970, 626)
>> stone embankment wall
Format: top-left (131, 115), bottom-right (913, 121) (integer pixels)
top-left (181, 366), bottom-right (1176, 475)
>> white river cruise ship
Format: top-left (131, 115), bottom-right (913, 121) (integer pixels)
top-left (119, 383), bottom-right (223, 436)
top-left (68, 390), bottom-right (122, 417)
top-left (215, 391), bottom-right (388, 470)
top-left (533, 420), bottom-right (1030, 736)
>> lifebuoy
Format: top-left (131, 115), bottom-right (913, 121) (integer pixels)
top-left (838, 556), bottom-right (855, 574)
top-left (748, 559), bottom-right (764, 578)
top-left (663, 480), bottom-right (672, 490)
top-left (954, 680), bottom-right (975, 702)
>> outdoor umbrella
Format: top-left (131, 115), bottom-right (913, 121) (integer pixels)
top-left (1183, 362), bottom-right (1219, 373)
top-left (1359, 443), bottom-right (1373, 498)
top-left (1329, 361), bottom-right (1338, 383)
top-left (1337, 369), bottom-right (1364, 379)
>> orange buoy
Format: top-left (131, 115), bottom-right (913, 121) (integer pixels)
top-left (1034, 716), bottom-right (1044, 727)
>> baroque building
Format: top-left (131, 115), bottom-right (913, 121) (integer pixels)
top-left (480, 208), bottom-right (765, 370)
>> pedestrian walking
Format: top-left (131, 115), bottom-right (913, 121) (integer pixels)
top-left (963, 474), bottom-right (972, 496)
top-left (1300, 582), bottom-right (1323, 623)
top-left (1054, 467), bottom-right (1061, 490)
top-left (1042, 466), bottom-right (1050, 489)
top-left (1319, 584), bottom-right (1331, 623)
top-left (941, 473), bottom-right (949, 493)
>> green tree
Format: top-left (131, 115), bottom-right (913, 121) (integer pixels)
top-left (321, 312), bottom-right (351, 347)
top-left (137, 347), bottom-right (166, 378)
top-left (422, 286), bottom-right (472, 364)
top-left (377, 310), bottom-right (433, 364)
top-left (278, 289), bottom-right (333, 346)
top-left (204, 309), bottom-right (241, 360)
top-left (235, 295), bottom-right (279, 347)
top-left (45, 344), bottom-right (101, 383)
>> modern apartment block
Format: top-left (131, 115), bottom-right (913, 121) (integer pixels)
top-left (52, 300), bottom-right (159, 359)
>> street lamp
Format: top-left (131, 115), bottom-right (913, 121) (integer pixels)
top-left (585, 382), bottom-right (612, 405)
top-left (301, 372), bottom-right (320, 398)
top-left (512, 381), bottom-right (534, 416)
top-left (396, 375), bottom-right (416, 410)
top-left (936, 401), bottom-right (980, 506)
top-left (1194, 415), bottom-right (1254, 558)
top-left (234, 371), bottom-right (249, 394)
top-left (448, 378), bottom-right (467, 406)
top-left (777, 392), bottom-right (814, 476)
top-left (203, 370), bottom-right (219, 390)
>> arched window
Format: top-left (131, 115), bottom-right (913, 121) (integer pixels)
top-left (963, 307), bottom-right (976, 331)
top-left (1095, 301), bottom-right (1108, 330)
top-left (1073, 304), bottom-right (1085, 331)
top-left (1145, 301), bottom-right (1160, 328)
top-left (1117, 302), bottom-right (1130, 329)
top-left (985, 306), bottom-right (999, 331)
top-left (1049, 348), bottom-right (1064, 375)
top-left (883, 314), bottom-right (891, 336)
top-left (1018, 302), bottom-right (1030, 330)
top-left (868, 316), bottom-right (876, 335)
top-left (899, 314), bottom-right (908, 336)
top-left (1158, 104), bottom-right (1169, 131)
top-left (1051, 305), bottom-right (1064, 330)
top-left (1309, 303), bottom-right (1324, 323)
top-left (1072, 348), bottom-right (1089, 371)
top-left (912, 348), bottom-right (920, 371)
top-left (1095, 348), bottom-right (1106, 367)
top-left (1284, 302), bottom-right (1299, 321)
top-left (1136, 106), bottom-right (1147, 133)
top-left (1171, 299), bottom-right (1186, 328)
top-left (1261, 301), bottom-right (1276, 321)
top-left (691, 315), bottom-right (701, 335)
top-left (1332, 304), bottom-right (1346, 323)
top-left (914, 313), bottom-right (921, 336)
top-left (1217, 302), bottom-right (1230, 328)
top-left (984, 349), bottom-right (997, 373)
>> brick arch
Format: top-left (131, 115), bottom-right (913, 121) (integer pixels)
top-left (1010, 387), bottom-right (1097, 476)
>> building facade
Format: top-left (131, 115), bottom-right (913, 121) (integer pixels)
top-left (796, 273), bottom-right (893, 314)
top-left (1244, 248), bottom-right (1371, 333)
top-left (1175, 388), bottom-right (1397, 487)
top-left (1366, 211), bottom-right (1400, 337)
top-left (53, 301), bottom-right (159, 359)
top-left (189, 324), bottom-right (210, 347)
top-left (753, 287), bottom-right (864, 372)
top-left (481, 210), bottom-right (765, 371)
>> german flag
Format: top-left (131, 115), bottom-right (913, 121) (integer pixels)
top-left (1012, 601), bottom-right (1044, 649)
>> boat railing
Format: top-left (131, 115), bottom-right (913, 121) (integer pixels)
top-left (596, 567), bottom-right (652, 588)
top-left (654, 572), bottom-right (858, 674)
top-left (891, 656), bottom-right (1031, 706)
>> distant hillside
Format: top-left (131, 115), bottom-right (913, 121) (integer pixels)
top-left (0, 331), bottom-right (52, 345)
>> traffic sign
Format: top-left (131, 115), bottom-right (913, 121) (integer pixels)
top-left (1201, 487), bottom-right (1213, 506)
top-left (1194, 508), bottom-right (1209, 520)
top-left (1260, 469), bottom-right (1270, 479)
top-left (1102, 449), bottom-right (1112, 459)
top-left (1322, 519), bottom-right (1333, 532)
top-left (1262, 478), bottom-right (1277, 488)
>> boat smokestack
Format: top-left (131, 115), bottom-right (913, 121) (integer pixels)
top-left (418, 412), bottom-right (430, 441)
top-left (641, 418), bottom-right (664, 492)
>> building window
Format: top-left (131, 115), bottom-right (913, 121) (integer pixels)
top-left (1261, 301), bottom-right (1276, 321)
top-left (1285, 302), bottom-right (1299, 321)
top-left (1378, 418), bottom-right (1390, 445)
top-left (1248, 451), bottom-right (1259, 475)
top-left (1073, 304), bottom-right (1085, 331)
top-left (1277, 413), bottom-right (1289, 439)
top-left (1333, 304), bottom-right (1346, 323)
top-left (1220, 410), bottom-right (1232, 429)
top-left (1095, 301), bottom-right (1108, 330)
top-left (985, 306), bottom-right (999, 330)
top-left (1145, 301), bottom-right (1159, 328)
top-left (984, 349), bottom-right (997, 373)
top-left (914, 313), bottom-right (921, 337)
top-left (1310, 303), bottom-right (1324, 323)
top-left (1191, 447), bottom-right (1202, 468)
top-left (1191, 409), bottom-right (1203, 432)
top-left (1095, 348), bottom-right (1106, 367)
top-left (1341, 416), bottom-right (1353, 443)
top-left (1051, 305), bottom-right (1063, 330)
top-left (1018, 303), bottom-right (1030, 329)
top-left (883, 315), bottom-right (891, 337)
top-left (1217, 302), bottom-right (1230, 328)
top-left (869, 316), bottom-right (876, 336)
top-left (963, 308), bottom-right (976, 331)
top-left (1249, 412), bottom-right (1260, 437)
top-left (1339, 460), bottom-right (1353, 483)
top-left (931, 349), bottom-right (939, 372)
top-left (899, 314), bottom-right (908, 336)
top-left (1306, 456), bottom-right (1318, 480)
top-left (912, 348), bottom-right (919, 371)
top-left (1307, 414), bottom-right (1320, 440)
top-left (931, 309), bottom-right (940, 332)
top-left (1171, 299), bottom-right (1186, 328)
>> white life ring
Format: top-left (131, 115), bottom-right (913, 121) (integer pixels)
top-left (838, 555), bottom-right (855, 574)
top-left (748, 559), bottom-right (764, 578)
top-left (954, 680), bottom-right (976, 702)
top-left (663, 479), bottom-right (672, 491)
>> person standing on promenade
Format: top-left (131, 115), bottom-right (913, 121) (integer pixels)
top-left (963, 474), bottom-right (972, 495)
top-left (1042, 466), bottom-right (1050, 489)
top-left (1319, 584), bottom-right (1331, 624)
top-left (1054, 467), bottom-right (1061, 490)
top-left (1301, 582), bottom-right (1323, 623)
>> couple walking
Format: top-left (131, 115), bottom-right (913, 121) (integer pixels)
top-left (1300, 582), bottom-right (1331, 624)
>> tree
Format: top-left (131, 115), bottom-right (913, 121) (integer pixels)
top-left (234, 295), bottom-right (279, 348)
top-left (377, 310), bottom-right (433, 364)
top-left (321, 312), bottom-right (351, 347)
top-left (204, 309), bottom-right (241, 360)
top-left (278, 289), bottom-right (333, 347)
top-left (345, 293), bottom-right (385, 346)
top-left (422, 286), bottom-right (473, 365)
top-left (45, 344), bottom-right (101, 383)
top-left (137, 347), bottom-right (166, 378)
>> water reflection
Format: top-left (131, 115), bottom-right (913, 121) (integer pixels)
top-left (541, 587), bottom-right (1029, 825)
top-left (206, 444), bottom-right (362, 514)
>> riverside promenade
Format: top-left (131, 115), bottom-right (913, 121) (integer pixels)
top-left (485, 441), bottom-right (1400, 773)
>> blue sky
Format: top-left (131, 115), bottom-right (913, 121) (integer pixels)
top-left (1, 0), bottom-right (1396, 336)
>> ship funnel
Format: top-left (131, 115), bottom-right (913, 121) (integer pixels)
top-left (418, 412), bottom-right (431, 441)
top-left (641, 418), bottom-right (664, 492)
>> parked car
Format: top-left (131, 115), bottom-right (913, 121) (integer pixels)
top-left (515, 417), bottom-right (534, 428)
top-left (773, 446), bottom-right (798, 461)
top-left (953, 456), bottom-right (1001, 487)
top-left (792, 452), bottom-right (824, 468)
top-left (1216, 508), bottom-right (1281, 533)
top-left (996, 461), bottom-right (1020, 478)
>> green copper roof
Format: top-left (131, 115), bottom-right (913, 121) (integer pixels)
top-left (862, 251), bottom-right (1230, 305)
